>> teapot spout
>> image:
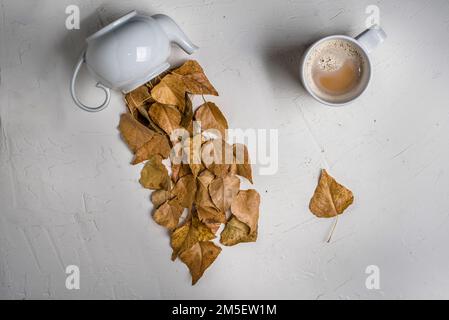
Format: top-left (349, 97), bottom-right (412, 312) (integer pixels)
top-left (153, 14), bottom-right (199, 54)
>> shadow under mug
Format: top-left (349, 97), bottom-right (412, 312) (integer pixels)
top-left (300, 27), bottom-right (387, 106)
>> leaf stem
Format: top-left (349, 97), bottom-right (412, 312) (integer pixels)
top-left (326, 215), bottom-right (339, 243)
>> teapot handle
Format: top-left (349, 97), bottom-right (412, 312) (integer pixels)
top-left (70, 50), bottom-right (111, 112)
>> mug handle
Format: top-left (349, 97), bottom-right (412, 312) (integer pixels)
top-left (70, 49), bottom-right (111, 112)
top-left (355, 27), bottom-right (387, 54)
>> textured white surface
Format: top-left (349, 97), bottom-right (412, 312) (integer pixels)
top-left (1, 0), bottom-right (449, 299)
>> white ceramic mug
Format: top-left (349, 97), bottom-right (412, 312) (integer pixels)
top-left (70, 11), bottom-right (198, 112)
top-left (300, 27), bottom-right (387, 106)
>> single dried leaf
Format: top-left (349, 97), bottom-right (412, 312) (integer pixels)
top-left (125, 86), bottom-right (152, 118)
top-left (197, 169), bottom-right (216, 186)
top-left (170, 141), bottom-right (185, 168)
top-left (127, 85), bottom-right (152, 106)
top-left (148, 103), bottom-right (181, 135)
top-left (196, 170), bottom-right (217, 209)
top-left (119, 113), bottom-right (155, 153)
top-left (151, 189), bottom-right (172, 208)
top-left (173, 60), bottom-right (219, 96)
top-left (132, 134), bottom-right (171, 164)
top-left (119, 113), bottom-right (170, 164)
top-left (197, 206), bottom-right (226, 231)
top-left (136, 104), bottom-right (151, 122)
top-left (209, 175), bottom-right (240, 212)
top-left (201, 139), bottom-right (233, 177)
top-left (309, 169), bottom-right (354, 218)
top-left (179, 241), bottom-right (221, 285)
top-left (180, 94), bottom-right (194, 134)
top-left (171, 163), bottom-right (192, 183)
top-left (170, 134), bottom-right (201, 170)
top-left (204, 222), bottom-right (221, 234)
top-left (151, 74), bottom-right (187, 112)
top-left (171, 174), bottom-right (197, 208)
top-left (183, 135), bottom-right (203, 178)
top-left (145, 70), bottom-right (170, 89)
top-left (135, 103), bottom-right (165, 134)
top-left (139, 155), bottom-right (170, 190)
top-left (170, 216), bottom-right (215, 260)
top-left (125, 99), bottom-right (139, 119)
top-left (153, 199), bottom-right (184, 230)
top-left (220, 216), bottom-right (257, 246)
top-left (190, 163), bottom-right (203, 179)
top-left (233, 143), bottom-right (253, 183)
top-left (194, 102), bottom-right (228, 139)
top-left (231, 189), bottom-right (260, 234)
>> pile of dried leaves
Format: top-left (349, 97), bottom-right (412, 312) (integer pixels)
top-left (119, 60), bottom-right (260, 285)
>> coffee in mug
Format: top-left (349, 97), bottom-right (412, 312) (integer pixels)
top-left (306, 39), bottom-right (364, 101)
top-left (300, 28), bottom-right (387, 106)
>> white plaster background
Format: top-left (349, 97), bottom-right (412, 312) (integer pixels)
top-left (1, 0), bottom-right (449, 299)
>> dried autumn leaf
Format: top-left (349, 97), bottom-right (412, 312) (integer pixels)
top-left (151, 74), bottom-right (187, 112)
top-left (136, 104), bottom-right (151, 122)
top-left (125, 85), bottom-right (152, 117)
top-left (127, 85), bottom-right (152, 106)
top-left (194, 102), bottom-right (228, 139)
top-left (134, 103), bottom-right (165, 134)
top-left (171, 174), bottom-right (197, 208)
top-left (119, 113), bottom-right (170, 164)
top-left (190, 163), bottom-right (203, 179)
top-left (119, 113), bottom-right (155, 153)
top-left (201, 139), bottom-right (233, 177)
top-left (148, 103), bottom-right (181, 135)
top-left (139, 155), bottom-right (170, 190)
top-left (170, 216), bottom-right (215, 260)
top-left (173, 60), bottom-right (219, 96)
top-left (145, 70), bottom-right (170, 89)
top-left (198, 169), bottom-right (215, 185)
top-left (180, 94), bottom-right (194, 134)
top-left (132, 134), bottom-right (171, 165)
top-left (205, 223), bottom-right (221, 234)
top-left (209, 175), bottom-right (240, 212)
top-left (197, 175), bottom-right (224, 232)
top-left (220, 216), bottom-right (257, 246)
top-left (309, 169), bottom-right (354, 218)
top-left (197, 206), bottom-right (225, 233)
top-left (151, 189), bottom-right (172, 208)
top-left (153, 199), bottom-right (184, 230)
top-left (230, 189), bottom-right (260, 234)
top-left (179, 241), bottom-right (221, 285)
top-left (183, 135), bottom-right (203, 178)
top-left (171, 163), bottom-right (192, 183)
top-left (233, 143), bottom-right (253, 183)
top-left (196, 170), bottom-right (217, 209)
top-left (170, 141), bottom-right (187, 173)
top-left (125, 99), bottom-right (139, 119)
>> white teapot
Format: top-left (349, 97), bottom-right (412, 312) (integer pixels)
top-left (70, 11), bottom-right (198, 112)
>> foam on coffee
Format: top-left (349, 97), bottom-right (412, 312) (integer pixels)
top-left (305, 39), bottom-right (366, 104)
